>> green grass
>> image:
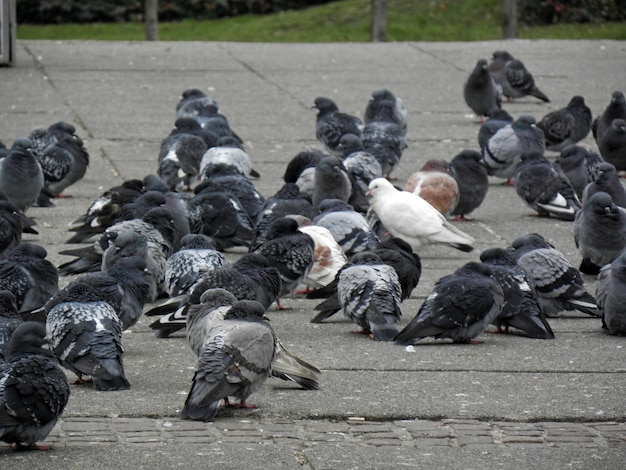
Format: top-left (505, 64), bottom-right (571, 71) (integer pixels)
top-left (16, 0), bottom-right (626, 42)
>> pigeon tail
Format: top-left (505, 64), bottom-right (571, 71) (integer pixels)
top-left (502, 314), bottom-right (555, 339)
top-left (530, 87), bottom-right (550, 103)
top-left (271, 341), bottom-right (321, 390)
top-left (311, 294), bottom-right (341, 323)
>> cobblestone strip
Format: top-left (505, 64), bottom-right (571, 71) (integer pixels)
top-left (32, 417), bottom-right (626, 449)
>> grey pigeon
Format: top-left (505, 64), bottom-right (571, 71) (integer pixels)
top-left (463, 58), bottom-right (502, 119)
top-left (395, 262), bottom-right (504, 345)
top-left (488, 50), bottom-right (550, 102)
top-left (574, 191), bottom-right (626, 274)
top-left (596, 252), bottom-right (626, 335)
top-left (481, 114), bottom-right (546, 183)
top-left (176, 89), bottom-right (218, 120)
top-left (592, 90), bottom-right (626, 145)
top-left (478, 108), bottom-right (514, 152)
top-left (46, 283), bottom-right (130, 391)
top-left (180, 300), bottom-right (276, 422)
top-left (363, 88), bottom-right (408, 135)
top-left (158, 124), bottom-right (208, 191)
top-left (0, 199), bottom-right (23, 260)
top-left (537, 96), bottom-right (593, 152)
top-left (554, 145), bottom-right (604, 200)
top-left (312, 155), bottom-right (353, 211)
top-left (507, 233), bottom-right (600, 317)
top-left (313, 96), bottom-right (363, 156)
top-left (337, 133), bottom-right (383, 194)
top-left (250, 217), bottom-right (315, 309)
top-left (0, 138), bottom-right (43, 213)
top-left (514, 152), bottom-right (581, 220)
top-left (598, 118), bottom-right (626, 171)
top-left (0, 243), bottom-right (58, 313)
top-left (0, 322), bottom-right (70, 450)
top-left (28, 121), bottom-right (78, 157)
top-left (479, 248), bottom-right (554, 339)
top-left (0, 291), bottom-right (22, 363)
top-left (36, 135), bottom-right (89, 200)
top-left (448, 149), bottom-right (490, 220)
top-left (199, 136), bottom-right (259, 179)
top-left (581, 162), bottom-right (626, 208)
top-left (336, 252), bottom-right (403, 341)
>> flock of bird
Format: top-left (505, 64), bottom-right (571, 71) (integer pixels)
top-left (0, 48), bottom-right (626, 450)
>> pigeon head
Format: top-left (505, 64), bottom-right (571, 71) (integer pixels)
top-left (9, 321), bottom-right (49, 357)
top-left (367, 177), bottom-right (396, 197)
top-left (265, 217), bottom-right (300, 240)
top-left (492, 50), bottom-right (514, 61)
top-left (349, 252), bottom-right (383, 266)
top-left (181, 88), bottom-right (207, 100)
top-left (180, 233), bottom-right (217, 250)
top-left (486, 108), bottom-right (513, 122)
top-left (610, 118), bottom-right (626, 134)
top-left (371, 89), bottom-right (396, 101)
top-left (313, 97), bottom-right (339, 114)
top-left (223, 300), bottom-right (268, 323)
top-left (567, 95), bottom-right (586, 109)
top-left (194, 287), bottom-right (238, 307)
top-left (588, 191), bottom-right (618, 216)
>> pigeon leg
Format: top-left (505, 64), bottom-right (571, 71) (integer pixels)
top-left (294, 286), bottom-right (313, 295)
top-left (275, 299), bottom-right (291, 310)
top-left (55, 194), bottom-right (74, 199)
top-left (453, 215), bottom-right (473, 221)
top-left (12, 443), bottom-right (52, 451)
top-left (351, 327), bottom-right (372, 336)
top-left (70, 375), bottom-right (93, 386)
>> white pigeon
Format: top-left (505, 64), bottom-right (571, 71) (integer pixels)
top-left (367, 178), bottom-right (474, 252)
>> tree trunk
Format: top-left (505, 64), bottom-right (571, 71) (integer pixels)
top-left (502, 0), bottom-right (518, 39)
top-left (371, 0), bottom-right (387, 42)
top-left (145, 0), bottom-right (159, 41)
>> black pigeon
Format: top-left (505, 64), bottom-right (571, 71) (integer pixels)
top-left (514, 152), bottom-right (581, 221)
top-left (463, 58), bottom-right (502, 119)
top-left (313, 96), bottom-right (363, 156)
top-left (581, 162), bottom-right (626, 208)
top-left (283, 149), bottom-right (326, 185)
top-left (371, 237), bottom-right (421, 301)
top-left (251, 217), bottom-right (315, 309)
top-left (0, 321), bottom-right (70, 450)
top-left (0, 138), bottom-right (43, 213)
top-left (0, 291), bottom-right (22, 363)
top-left (0, 243), bottom-right (58, 314)
top-left (537, 95), bottom-right (593, 152)
top-left (488, 50), bottom-right (550, 102)
top-left (395, 262), bottom-right (504, 345)
top-left (554, 145), bottom-right (604, 200)
top-left (0, 199), bottom-right (23, 260)
top-left (46, 283), bottom-right (130, 391)
top-left (598, 118), bottom-right (626, 172)
top-left (312, 155), bottom-right (353, 211)
top-left (448, 149), bottom-right (490, 220)
top-left (479, 248), bottom-right (554, 339)
top-left (477, 108), bottom-right (514, 152)
top-left (593, 90), bottom-right (626, 145)
top-left (363, 89), bottom-right (408, 135)
top-left (180, 300), bottom-right (276, 422)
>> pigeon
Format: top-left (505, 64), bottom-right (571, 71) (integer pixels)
top-left (0, 200), bottom-right (23, 260)
top-left (371, 237), bottom-right (422, 301)
top-left (488, 50), bottom-right (550, 102)
top-left (514, 152), bottom-right (581, 220)
top-left (395, 262), bottom-right (504, 345)
top-left (481, 114), bottom-right (546, 183)
top-left (0, 243), bottom-right (58, 314)
top-left (598, 118), bottom-right (626, 171)
top-left (337, 133), bottom-right (383, 194)
top-left (537, 95), bottom-right (593, 152)
top-left (27, 121), bottom-right (78, 156)
top-left (0, 321), bottom-right (70, 450)
top-left (283, 149), bottom-right (326, 185)
top-left (405, 159), bottom-right (460, 216)
top-left (198, 136), bottom-right (259, 179)
top-left (36, 134), bottom-right (89, 197)
top-left (479, 248), bottom-right (554, 339)
top-left (185, 101), bottom-right (244, 145)
top-left (507, 233), bottom-right (600, 317)
top-left (333, 252), bottom-right (403, 341)
top-left (176, 88), bottom-right (218, 120)
top-left (463, 58), bottom-right (502, 119)
top-left (592, 90), bottom-right (626, 145)
top-left (164, 234), bottom-right (226, 297)
top-left (595, 252), bottom-right (626, 335)
top-left (581, 162), bottom-right (626, 208)
top-left (251, 217), bottom-right (315, 309)
top-left (180, 300), bottom-right (276, 422)
top-left (0, 138), bottom-right (44, 213)
top-left (477, 108), bottom-right (514, 152)
top-left (367, 178), bottom-right (474, 252)
top-left (313, 96), bottom-right (363, 156)
top-left (45, 283), bottom-right (130, 391)
top-left (554, 145), bottom-right (604, 200)
top-left (158, 124), bottom-right (208, 190)
top-left (0, 291), bottom-right (22, 363)
top-left (313, 199), bottom-right (380, 257)
top-left (0, 191), bottom-right (37, 236)
top-left (311, 155), bottom-right (353, 211)
top-left (363, 88), bottom-right (408, 135)
top-left (574, 191), bottom-right (626, 274)
top-left (448, 149), bottom-right (490, 220)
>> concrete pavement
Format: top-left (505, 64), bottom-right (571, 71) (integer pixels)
top-left (0, 39), bottom-right (625, 468)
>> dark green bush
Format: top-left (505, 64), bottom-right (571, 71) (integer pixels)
top-left (518, 0), bottom-right (626, 25)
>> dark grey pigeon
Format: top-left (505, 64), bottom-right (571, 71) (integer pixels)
top-left (188, 103), bottom-right (244, 145)
top-left (581, 162), bottom-right (626, 208)
top-left (336, 252), bottom-right (403, 341)
top-left (0, 138), bottom-right (43, 213)
top-left (0, 191), bottom-right (37, 236)
top-left (176, 89), bottom-right (218, 121)
top-left (395, 262), bottom-right (504, 345)
top-left (27, 121), bottom-right (78, 157)
top-left (596, 252), bottom-right (626, 335)
top-left (0, 243), bottom-right (58, 314)
top-left (537, 96), bottom-right (593, 152)
top-left (158, 126), bottom-right (208, 191)
top-left (180, 300), bottom-right (276, 422)
top-left (507, 233), bottom-right (599, 317)
top-left (0, 291), bottom-right (22, 363)
top-left (593, 91), bottom-right (626, 145)
top-left (448, 149), bottom-right (490, 220)
top-left (488, 50), bottom-right (550, 102)
top-left (598, 118), bottom-right (626, 171)
top-left (479, 248), bottom-right (554, 339)
top-left (0, 199), bottom-right (23, 260)
top-left (251, 217), bottom-right (315, 310)
top-left (574, 191), bottom-right (626, 274)
top-left (312, 156), bottom-right (353, 211)
top-left (478, 108), bottom-right (514, 152)
top-left (0, 321), bottom-right (70, 450)
top-left (46, 283), bottom-right (130, 391)
top-left (481, 115), bottom-right (545, 183)
top-left (463, 58), bottom-right (502, 119)
top-left (514, 152), bottom-right (581, 221)
top-left (337, 133), bottom-right (383, 194)
top-left (313, 96), bottom-right (364, 156)
top-left (554, 145), bottom-right (604, 200)
top-left (363, 89), bottom-right (408, 135)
